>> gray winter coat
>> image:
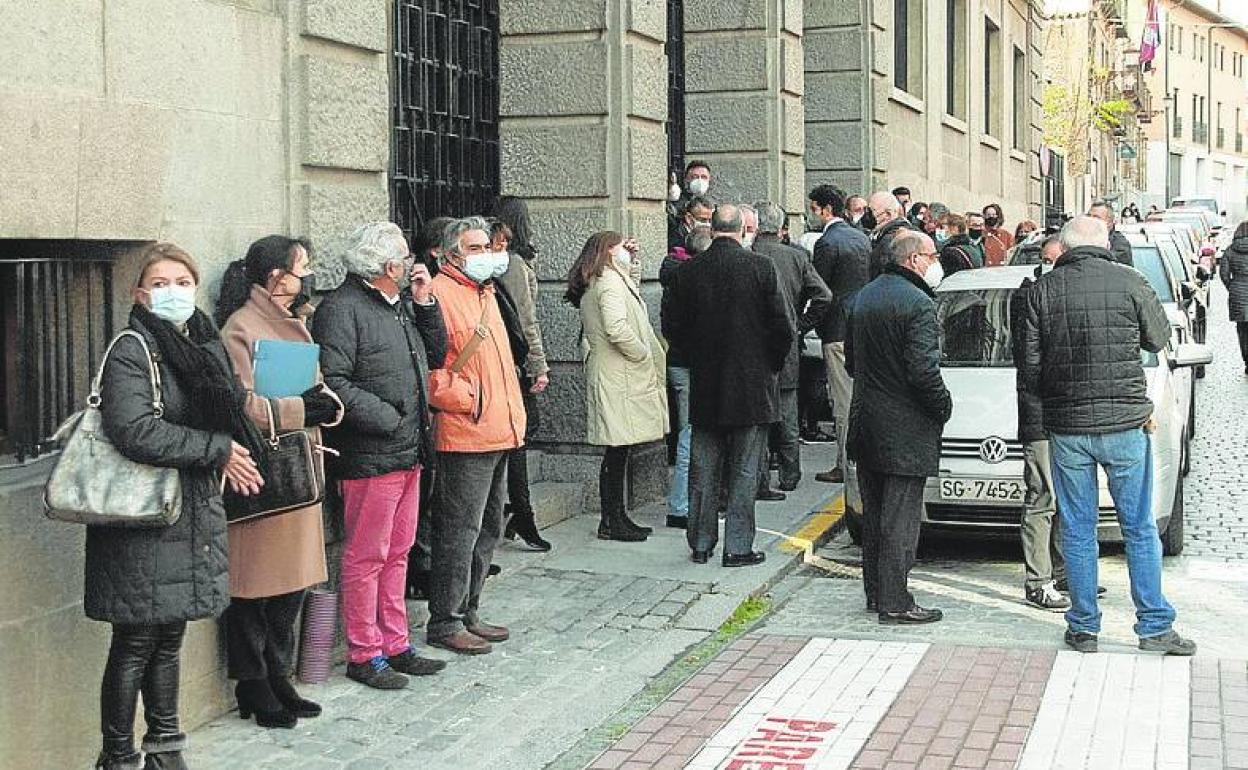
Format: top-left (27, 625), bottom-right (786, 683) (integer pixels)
top-left (1220, 237), bottom-right (1248, 322)
top-left (84, 313), bottom-right (234, 625)
top-left (1017, 246), bottom-right (1170, 436)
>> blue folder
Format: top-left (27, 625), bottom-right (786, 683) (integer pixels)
top-left (253, 340), bottom-right (320, 398)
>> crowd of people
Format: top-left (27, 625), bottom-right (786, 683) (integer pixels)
top-left (80, 160), bottom-right (1222, 768)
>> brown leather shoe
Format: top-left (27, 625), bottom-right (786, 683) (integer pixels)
top-left (427, 630), bottom-right (492, 655)
top-left (466, 622), bottom-right (510, 642)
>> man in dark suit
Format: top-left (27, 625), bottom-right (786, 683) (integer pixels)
top-left (667, 203), bottom-right (795, 567)
top-left (847, 229), bottom-right (952, 625)
top-left (808, 185), bottom-right (871, 517)
top-left (752, 201), bottom-right (832, 494)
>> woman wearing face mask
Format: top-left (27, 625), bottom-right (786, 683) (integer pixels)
top-left (487, 209), bottom-right (554, 552)
top-left (89, 243), bottom-right (266, 770)
top-left (981, 203), bottom-right (1014, 267)
top-left (214, 236), bottom-right (343, 729)
top-left (565, 232), bottom-right (668, 542)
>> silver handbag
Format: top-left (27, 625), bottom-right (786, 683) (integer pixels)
top-left (43, 330), bottom-right (183, 527)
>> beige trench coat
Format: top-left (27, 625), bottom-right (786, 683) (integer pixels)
top-left (220, 285), bottom-right (331, 599)
top-left (580, 266), bottom-right (668, 447)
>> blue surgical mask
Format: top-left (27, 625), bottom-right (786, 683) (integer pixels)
top-left (611, 247), bottom-right (632, 270)
top-left (461, 255), bottom-right (495, 284)
top-left (489, 251), bottom-right (511, 278)
top-left (146, 286), bottom-right (197, 324)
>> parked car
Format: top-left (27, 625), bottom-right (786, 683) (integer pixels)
top-left (1169, 197), bottom-right (1224, 232)
top-left (1121, 224), bottom-right (1211, 345)
top-left (909, 267), bottom-right (1210, 556)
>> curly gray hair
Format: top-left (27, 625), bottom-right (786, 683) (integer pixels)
top-left (439, 216), bottom-right (492, 259)
top-left (340, 221), bottom-right (409, 278)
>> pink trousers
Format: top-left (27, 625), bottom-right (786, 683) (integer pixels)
top-left (339, 467), bottom-right (421, 664)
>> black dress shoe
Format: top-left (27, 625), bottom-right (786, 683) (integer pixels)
top-left (666, 515), bottom-right (688, 529)
top-left (778, 480), bottom-right (799, 492)
top-left (756, 489), bottom-right (786, 502)
top-left (690, 549), bottom-right (711, 564)
top-left (878, 606), bottom-right (943, 625)
top-left (722, 551), bottom-right (766, 567)
top-left (865, 600), bottom-right (877, 612)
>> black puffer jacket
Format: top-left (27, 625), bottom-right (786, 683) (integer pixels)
top-left (85, 313), bottom-right (234, 625)
top-left (1011, 267), bottom-right (1046, 443)
top-left (1017, 246), bottom-right (1170, 436)
top-left (312, 276), bottom-right (448, 479)
top-left (1108, 228), bottom-right (1135, 267)
top-left (869, 218), bottom-right (917, 279)
top-left (846, 264), bottom-right (952, 477)
top-left (1219, 236), bottom-right (1248, 322)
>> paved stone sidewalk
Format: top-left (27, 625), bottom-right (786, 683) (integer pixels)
top-left (589, 634), bottom-right (1248, 770)
top-left (184, 446), bottom-right (845, 769)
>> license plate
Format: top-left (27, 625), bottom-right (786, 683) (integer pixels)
top-left (938, 477), bottom-right (1025, 503)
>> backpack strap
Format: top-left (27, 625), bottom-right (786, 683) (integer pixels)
top-left (449, 302), bottom-right (491, 375)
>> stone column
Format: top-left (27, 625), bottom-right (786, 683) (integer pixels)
top-left (804, 0), bottom-right (874, 195)
top-left (498, 0), bottom-right (671, 505)
top-left (684, 0), bottom-right (806, 220)
top-left (289, 0), bottom-right (391, 289)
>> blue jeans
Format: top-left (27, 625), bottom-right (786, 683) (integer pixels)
top-left (667, 366), bottom-right (691, 517)
top-left (1049, 429), bottom-right (1176, 638)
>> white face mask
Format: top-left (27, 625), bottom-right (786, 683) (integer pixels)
top-left (742, 233), bottom-right (757, 248)
top-left (922, 260), bottom-right (945, 289)
top-left (687, 178), bottom-right (709, 196)
top-left (461, 254), bottom-right (495, 284)
top-left (145, 286), bottom-right (197, 325)
top-left (611, 246), bottom-right (632, 270)
top-left (489, 250), bottom-right (510, 278)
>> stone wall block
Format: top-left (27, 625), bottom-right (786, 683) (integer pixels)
top-left (804, 28), bottom-right (863, 73)
top-left (871, 0), bottom-right (892, 30)
top-left (530, 207), bottom-right (612, 280)
top-left (685, 0), bottom-right (766, 31)
top-left (626, 206), bottom-right (669, 279)
top-left (806, 169), bottom-right (869, 195)
top-left (0, 0), bottom-right (104, 95)
top-left (627, 44), bottom-right (668, 122)
top-left (76, 101), bottom-right (174, 240)
top-left (700, 156), bottom-right (771, 204)
top-left (783, 0), bottom-right (804, 35)
top-left (303, 183), bottom-right (391, 289)
top-left (500, 41), bottom-right (608, 118)
top-left (870, 28), bottom-right (890, 76)
top-left (628, 124), bottom-right (669, 201)
top-left (804, 72), bottom-right (865, 121)
top-left (871, 76), bottom-right (891, 124)
top-left (804, 0), bottom-right (862, 29)
top-left (684, 94), bottom-right (768, 153)
top-left (806, 123), bottom-right (864, 170)
top-left (535, 284), bottom-right (586, 363)
top-left (500, 124), bottom-right (609, 198)
top-left (782, 37), bottom-right (804, 96)
top-left (783, 96), bottom-right (805, 155)
top-left (529, 362), bottom-right (587, 443)
top-left (501, 0), bottom-right (605, 35)
top-left (684, 37), bottom-right (768, 93)
top-left (0, 97), bottom-right (81, 237)
top-left (300, 55), bottom-right (388, 172)
top-left (782, 157), bottom-right (806, 210)
top-left (627, 0), bottom-right (666, 42)
top-left (303, 0), bottom-right (387, 52)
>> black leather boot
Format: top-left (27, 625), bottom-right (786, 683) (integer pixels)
top-left (95, 750), bottom-right (142, 770)
top-left (141, 748), bottom-right (188, 770)
top-left (235, 679), bottom-right (297, 728)
top-left (269, 674), bottom-right (322, 718)
top-left (504, 508), bottom-right (552, 551)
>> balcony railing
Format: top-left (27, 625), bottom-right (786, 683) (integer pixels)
top-left (1238, 133), bottom-right (1244, 154)
top-left (1194, 122), bottom-right (1209, 144)
top-left (1217, 127), bottom-right (1226, 149)
top-left (1173, 115), bottom-right (1183, 138)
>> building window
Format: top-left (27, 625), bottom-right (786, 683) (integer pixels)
top-left (983, 18), bottom-right (1001, 137)
top-left (667, 0), bottom-right (686, 179)
top-left (390, 0), bottom-right (501, 246)
top-left (1, 242), bottom-right (124, 462)
top-left (1012, 45), bottom-right (1026, 150)
top-left (893, 0), bottom-right (924, 96)
top-left (1177, 26), bottom-right (1182, 55)
top-left (946, 0), bottom-right (967, 118)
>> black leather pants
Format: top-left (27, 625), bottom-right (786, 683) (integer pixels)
top-left (99, 622), bottom-right (187, 763)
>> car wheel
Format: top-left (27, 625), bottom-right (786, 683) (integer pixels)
top-left (1161, 482), bottom-right (1185, 557)
top-left (844, 506), bottom-right (863, 545)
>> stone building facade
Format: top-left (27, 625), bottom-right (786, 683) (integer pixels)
top-left (0, 1), bottom-right (1043, 766)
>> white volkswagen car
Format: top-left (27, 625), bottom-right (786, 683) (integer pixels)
top-left (916, 267), bottom-right (1211, 555)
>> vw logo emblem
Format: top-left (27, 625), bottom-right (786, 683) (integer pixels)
top-left (979, 437), bottom-right (1008, 464)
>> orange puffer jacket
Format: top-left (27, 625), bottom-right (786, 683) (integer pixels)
top-left (428, 266), bottom-right (526, 453)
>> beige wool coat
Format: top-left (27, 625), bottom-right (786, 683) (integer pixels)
top-left (220, 285), bottom-right (332, 599)
top-left (579, 265), bottom-right (668, 447)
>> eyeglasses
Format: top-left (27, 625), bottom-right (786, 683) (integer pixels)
top-left (915, 251), bottom-right (939, 259)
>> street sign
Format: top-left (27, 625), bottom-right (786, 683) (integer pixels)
top-left (1119, 143), bottom-right (1138, 159)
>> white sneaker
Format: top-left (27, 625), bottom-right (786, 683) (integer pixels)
top-left (1025, 581), bottom-right (1071, 612)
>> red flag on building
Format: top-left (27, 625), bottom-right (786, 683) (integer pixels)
top-left (1140, 0), bottom-right (1161, 71)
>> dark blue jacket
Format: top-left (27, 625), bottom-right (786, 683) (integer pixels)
top-left (812, 220), bottom-right (871, 342)
top-left (846, 264), bottom-right (952, 477)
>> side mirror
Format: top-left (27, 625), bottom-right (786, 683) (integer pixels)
top-left (1170, 343), bottom-right (1213, 369)
top-left (1196, 266), bottom-right (1210, 282)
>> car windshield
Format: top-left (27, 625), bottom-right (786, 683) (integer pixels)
top-left (1132, 247), bottom-right (1175, 303)
top-left (935, 289), bottom-right (1017, 367)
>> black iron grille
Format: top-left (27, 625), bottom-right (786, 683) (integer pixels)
top-left (391, 0), bottom-right (500, 244)
top-left (667, 0), bottom-right (686, 179)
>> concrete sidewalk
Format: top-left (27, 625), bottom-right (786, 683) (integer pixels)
top-left (184, 445), bottom-right (845, 770)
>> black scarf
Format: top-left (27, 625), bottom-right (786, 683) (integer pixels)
top-left (130, 303), bottom-right (268, 466)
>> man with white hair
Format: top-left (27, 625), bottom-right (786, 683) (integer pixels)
top-left (1018, 215), bottom-right (1191, 655)
top-left (314, 222), bottom-right (449, 689)
top-left (425, 216), bottom-right (527, 655)
top-left (867, 191), bottom-right (915, 279)
top-left (740, 204), bottom-right (759, 249)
